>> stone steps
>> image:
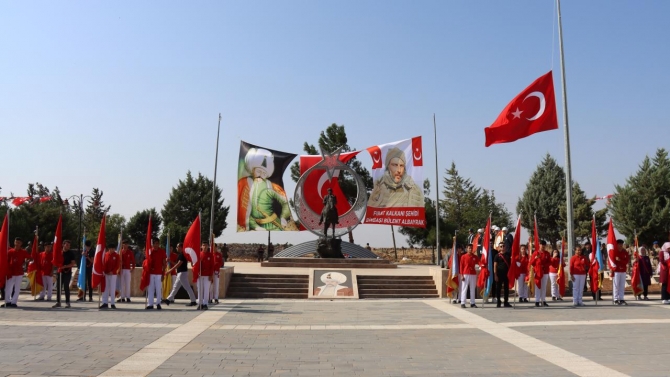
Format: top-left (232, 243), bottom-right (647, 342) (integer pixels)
top-left (357, 275), bottom-right (438, 299)
top-left (226, 273), bottom-right (309, 299)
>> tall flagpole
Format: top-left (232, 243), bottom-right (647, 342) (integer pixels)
top-left (556, 0), bottom-right (575, 265)
top-left (209, 113), bottom-right (222, 248)
top-left (433, 114), bottom-right (441, 266)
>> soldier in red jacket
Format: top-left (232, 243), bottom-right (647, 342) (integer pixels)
top-left (516, 245), bottom-right (530, 302)
top-left (459, 244), bottom-right (480, 308)
top-left (38, 243), bottom-right (54, 301)
top-left (612, 239), bottom-right (630, 305)
top-left (549, 249), bottom-right (565, 301)
top-left (210, 247), bottom-right (224, 304)
top-left (569, 246), bottom-right (589, 306)
top-left (532, 240), bottom-right (551, 307)
top-left (100, 243), bottom-right (121, 310)
top-left (3, 237), bottom-right (31, 308)
top-left (197, 242), bottom-right (214, 310)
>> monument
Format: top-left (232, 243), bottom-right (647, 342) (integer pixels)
top-left (292, 147), bottom-right (368, 259)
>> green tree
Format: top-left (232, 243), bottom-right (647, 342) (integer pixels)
top-left (161, 171), bottom-right (229, 244)
top-left (0, 183), bottom-right (78, 245)
top-left (441, 162), bottom-right (512, 245)
top-left (517, 154), bottom-right (566, 245)
top-left (106, 214), bottom-right (127, 244)
top-left (441, 162), bottom-right (480, 230)
top-left (126, 209), bottom-right (162, 247)
top-left (558, 182), bottom-right (607, 242)
top-left (608, 148), bottom-right (670, 245)
top-left (399, 179), bottom-right (455, 260)
top-left (84, 188), bottom-right (111, 241)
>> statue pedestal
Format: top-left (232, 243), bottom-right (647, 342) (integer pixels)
top-left (316, 237), bottom-right (344, 258)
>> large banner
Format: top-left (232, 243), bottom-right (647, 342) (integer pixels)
top-left (299, 151), bottom-right (360, 230)
top-left (364, 137), bottom-right (426, 227)
top-left (237, 141), bottom-right (298, 232)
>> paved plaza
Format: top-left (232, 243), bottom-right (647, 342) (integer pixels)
top-left (1, 293), bottom-right (670, 377)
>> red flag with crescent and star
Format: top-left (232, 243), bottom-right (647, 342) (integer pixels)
top-left (52, 215), bottom-right (64, 268)
top-left (184, 215), bottom-right (201, 283)
top-left (91, 216), bottom-right (106, 291)
top-left (484, 71), bottom-right (558, 147)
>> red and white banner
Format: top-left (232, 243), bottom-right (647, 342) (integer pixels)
top-left (364, 137), bottom-right (426, 227)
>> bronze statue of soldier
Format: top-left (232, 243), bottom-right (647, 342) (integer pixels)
top-left (318, 188), bottom-right (339, 238)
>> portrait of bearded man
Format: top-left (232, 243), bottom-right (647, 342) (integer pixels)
top-left (368, 147), bottom-right (424, 208)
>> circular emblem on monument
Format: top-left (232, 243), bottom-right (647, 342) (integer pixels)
top-left (294, 148), bottom-right (367, 239)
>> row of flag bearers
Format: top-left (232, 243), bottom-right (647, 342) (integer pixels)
top-left (1, 211), bottom-right (223, 310)
top-left (447, 214), bottom-right (659, 307)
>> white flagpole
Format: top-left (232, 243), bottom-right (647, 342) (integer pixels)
top-left (433, 114), bottom-right (441, 266)
top-left (556, 0), bottom-right (575, 264)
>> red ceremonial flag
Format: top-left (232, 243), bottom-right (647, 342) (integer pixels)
top-left (139, 259), bottom-right (150, 291)
top-left (0, 213), bottom-right (8, 286)
top-left (588, 217), bottom-right (600, 293)
top-left (28, 233), bottom-right (43, 295)
top-left (184, 215), bottom-right (201, 283)
top-left (477, 217), bottom-right (491, 291)
top-left (140, 215), bottom-right (153, 291)
top-left (484, 71), bottom-right (558, 147)
top-left (606, 219), bottom-right (616, 270)
top-left (507, 214), bottom-right (522, 288)
top-left (146, 215), bottom-right (152, 261)
top-left (91, 216), bottom-right (106, 291)
top-left (52, 215), bottom-right (64, 267)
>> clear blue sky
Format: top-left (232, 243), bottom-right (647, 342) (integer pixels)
top-left (1, 1), bottom-right (668, 247)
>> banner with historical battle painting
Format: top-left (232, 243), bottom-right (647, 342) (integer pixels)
top-left (237, 141), bottom-right (298, 232)
top-left (364, 137), bottom-right (426, 228)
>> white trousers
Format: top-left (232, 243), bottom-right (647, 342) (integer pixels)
top-left (39, 276), bottom-right (54, 300)
top-left (147, 274), bottom-right (162, 306)
top-left (103, 275), bottom-right (117, 304)
top-left (573, 274), bottom-right (586, 304)
top-left (197, 277), bottom-right (211, 305)
top-left (210, 274), bottom-right (220, 300)
top-left (460, 275), bottom-right (476, 305)
top-left (613, 272), bottom-right (626, 301)
top-left (4, 275), bottom-right (22, 304)
top-left (120, 270), bottom-right (132, 299)
top-left (517, 274), bottom-right (528, 299)
top-left (167, 272), bottom-right (196, 302)
top-left (549, 272), bottom-right (559, 298)
top-left (535, 274), bottom-right (549, 302)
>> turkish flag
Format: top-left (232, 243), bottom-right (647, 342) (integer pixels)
top-left (52, 215), bottom-right (64, 268)
top-left (91, 216), bottom-right (106, 291)
top-left (485, 71), bottom-right (558, 147)
top-left (606, 219), bottom-right (616, 270)
top-left (367, 146), bottom-right (383, 169)
top-left (184, 215), bottom-right (201, 283)
top-left (411, 137), bottom-right (423, 167)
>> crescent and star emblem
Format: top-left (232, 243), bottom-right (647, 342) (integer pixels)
top-left (522, 91), bottom-right (546, 121)
top-left (413, 148), bottom-right (422, 160)
top-left (372, 152), bottom-right (381, 164)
